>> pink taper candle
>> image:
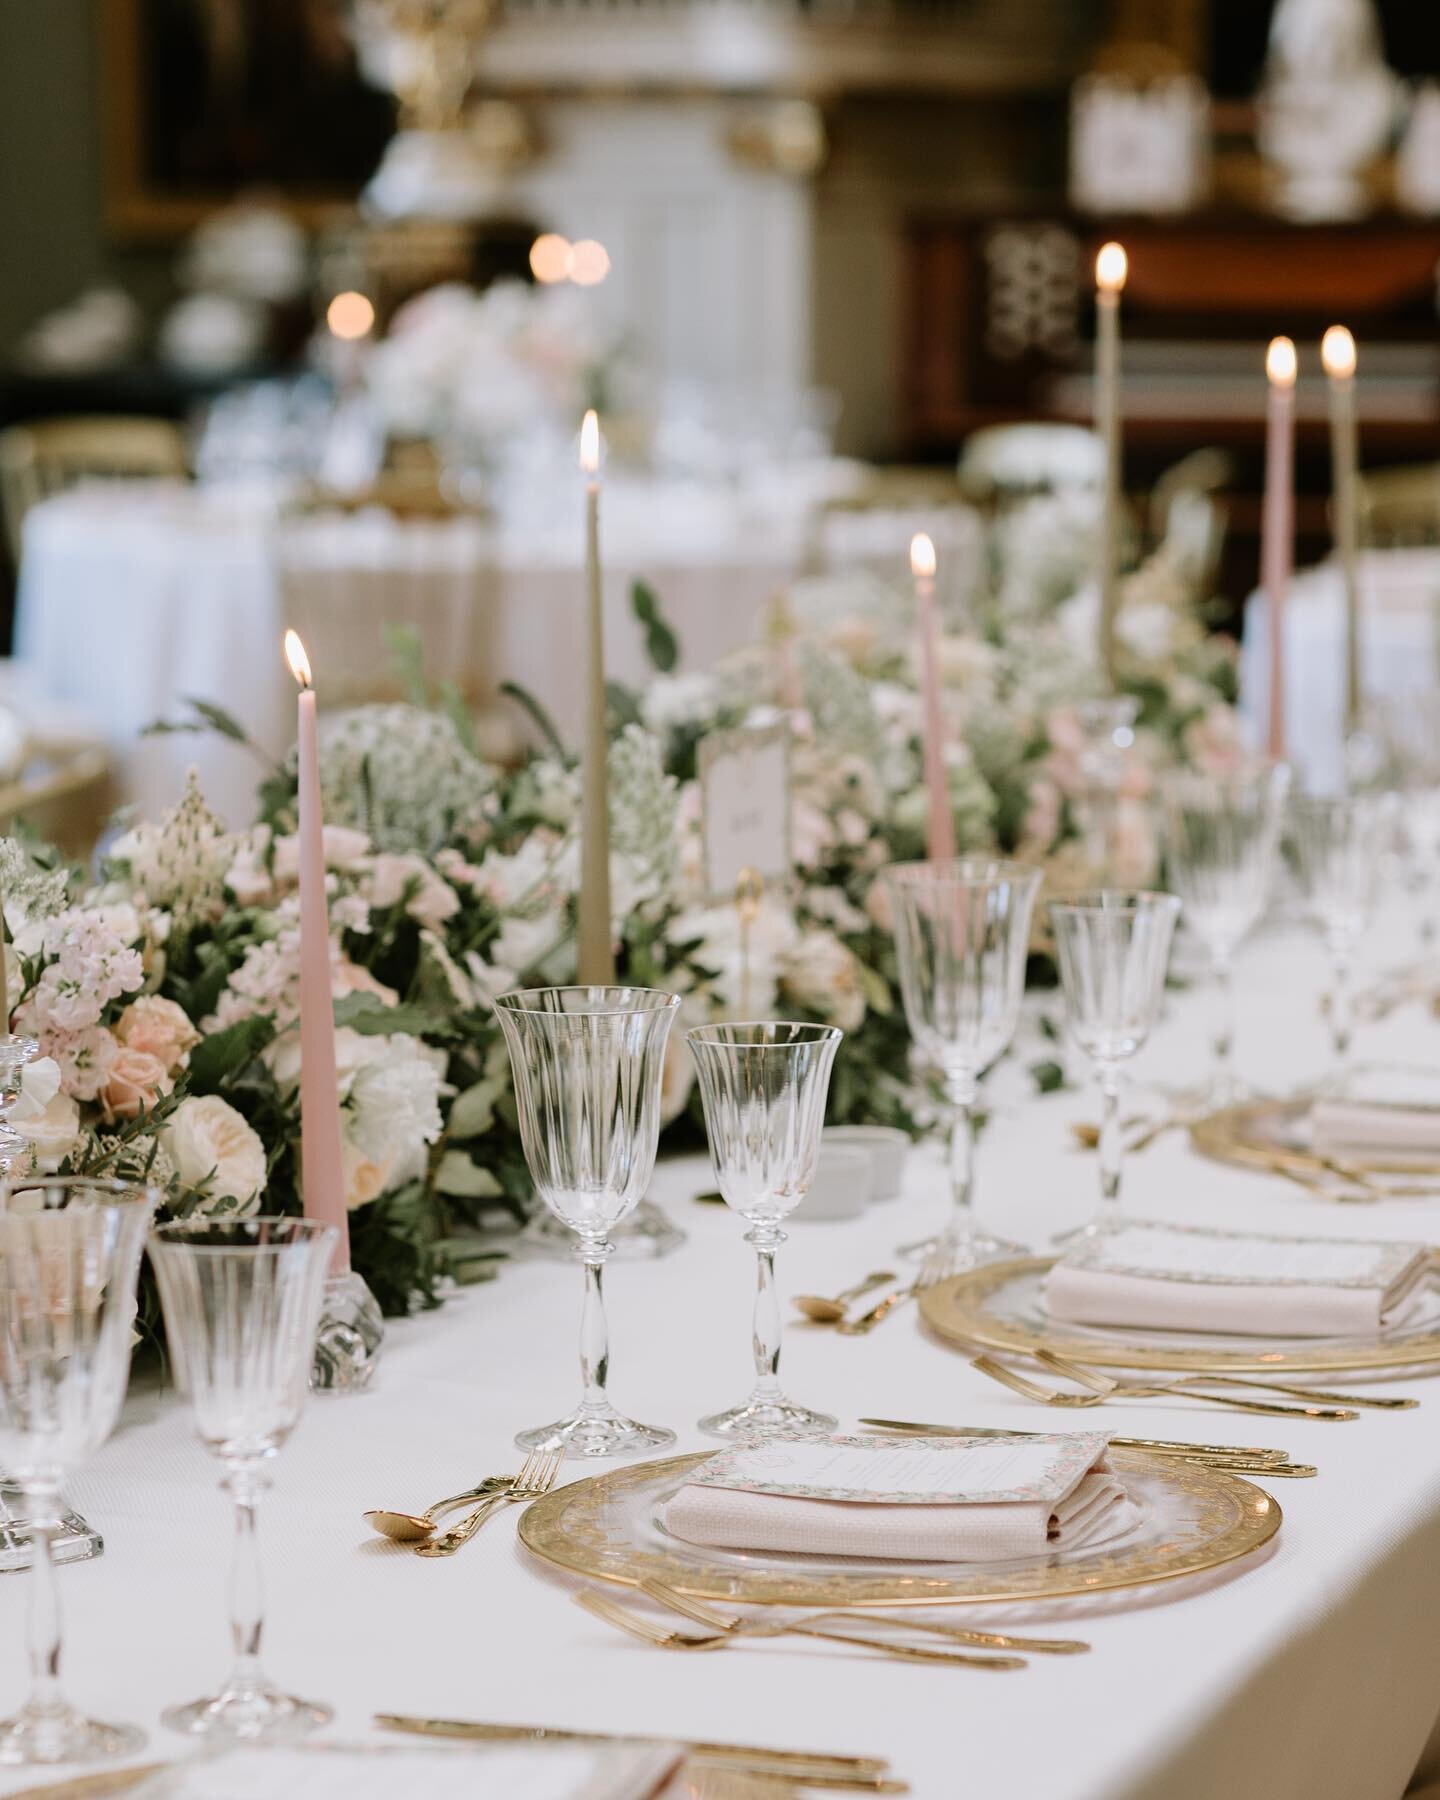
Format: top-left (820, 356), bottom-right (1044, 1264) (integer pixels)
top-left (1262, 337), bottom-right (1297, 763)
top-left (911, 532), bottom-right (956, 862)
top-left (285, 630), bottom-right (350, 1272)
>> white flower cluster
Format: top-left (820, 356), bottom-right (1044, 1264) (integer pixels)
top-left (316, 704), bottom-right (494, 855)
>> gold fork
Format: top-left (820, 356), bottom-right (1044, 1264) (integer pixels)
top-left (414, 1451), bottom-right (561, 1557)
top-left (574, 1588), bottom-right (1026, 1670)
top-left (1034, 1348), bottom-right (1417, 1412)
top-left (856, 1416), bottom-right (1315, 1475)
top-left (836, 1241), bottom-right (953, 1336)
top-left (637, 1577), bottom-right (1088, 1655)
top-left (971, 1354), bottom-right (1358, 1421)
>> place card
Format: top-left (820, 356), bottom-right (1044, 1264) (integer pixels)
top-left (686, 1430), bottom-right (1111, 1507)
top-left (1062, 1219), bottom-right (1427, 1293)
top-left (697, 722), bottom-right (791, 899)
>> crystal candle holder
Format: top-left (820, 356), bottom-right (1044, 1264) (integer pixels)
top-left (0, 1490), bottom-right (102, 1576)
top-left (310, 1270), bottom-right (384, 1392)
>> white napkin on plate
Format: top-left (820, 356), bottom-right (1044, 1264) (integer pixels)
top-left (1310, 1068), bottom-right (1440, 1156)
top-left (1044, 1219), bottom-right (1431, 1338)
top-left (659, 1433), bottom-right (1129, 1563)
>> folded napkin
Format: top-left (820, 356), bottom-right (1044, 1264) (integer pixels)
top-left (1045, 1219), bottom-right (1431, 1338)
top-left (659, 1432), bottom-right (1129, 1564)
top-left (1311, 1098), bottom-right (1440, 1156)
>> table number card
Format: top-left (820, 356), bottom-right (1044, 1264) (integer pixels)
top-left (698, 723), bottom-right (792, 900)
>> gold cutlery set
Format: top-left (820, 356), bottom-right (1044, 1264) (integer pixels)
top-left (377, 1715), bottom-right (905, 1793)
top-left (791, 1240), bottom-right (960, 1337)
top-left (364, 1450), bottom-right (561, 1554)
top-left (574, 1574), bottom-right (1089, 1670)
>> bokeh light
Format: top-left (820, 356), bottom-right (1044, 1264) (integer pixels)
top-left (530, 234), bottom-right (572, 284)
top-left (326, 291), bottom-right (375, 341)
top-left (568, 239), bottom-right (611, 286)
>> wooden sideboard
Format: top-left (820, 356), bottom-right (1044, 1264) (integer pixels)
top-left (903, 211), bottom-right (1440, 607)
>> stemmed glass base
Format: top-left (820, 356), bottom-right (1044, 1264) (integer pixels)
top-left (898, 1226), bottom-right (1025, 1267)
top-left (515, 1409), bottom-right (675, 1459)
top-left (519, 1198), bottom-right (686, 1261)
top-left (698, 1397), bottom-right (837, 1440)
top-left (162, 1685), bottom-right (332, 1744)
top-left (0, 1702), bottom-right (145, 1766)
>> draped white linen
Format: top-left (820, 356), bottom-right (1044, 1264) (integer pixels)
top-left (1240, 548), bottom-right (1440, 794)
top-left (3, 912), bottom-right (1440, 1798)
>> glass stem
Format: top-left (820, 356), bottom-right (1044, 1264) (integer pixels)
top-left (1329, 939), bottom-right (1353, 1074)
top-left (946, 1070), bottom-right (979, 1243)
top-left (577, 1237), bottom-right (614, 1420)
top-left (745, 1225), bottom-right (786, 1406)
top-left (22, 1484), bottom-right (65, 1729)
top-left (1097, 1061), bottom-right (1126, 1219)
top-left (223, 1460), bottom-right (269, 1700)
top-left (1212, 950), bottom-right (1235, 1093)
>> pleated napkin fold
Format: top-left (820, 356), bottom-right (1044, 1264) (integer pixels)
top-left (1044, 1219), bottom-right (1432, 1338)
top-left (659, 1432), bottom-right (1129, 1563)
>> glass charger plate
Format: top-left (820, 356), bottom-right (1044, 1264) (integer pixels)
top-left (919, 1255), bottom-right (1440, 1374)
top-left (517, 1449), bottom-right (1278, 1607)
top-left (1191, 1101), bottom-right (1440, 1195)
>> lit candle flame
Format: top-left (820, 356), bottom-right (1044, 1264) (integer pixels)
top-left (284, 629), bottom-right (313, 689)
top-left (1095, 242), bottom-right (1128, 296)
top-left (579, 409), bottom-right (601, 477)
top-left (910, 532), bottom-right (937, 580)
top-left (1266, 336), bottom-right (1298, 389)
top-left (1321, 324), bottom-right (1356, 380)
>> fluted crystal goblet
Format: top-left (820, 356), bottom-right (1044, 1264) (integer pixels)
top-left (1161, 764), bottom-right (1289, 1105)
top-left (882, 858), bottom-right (1042, 1266)
top-left (688, 1022), bottom-right (842, 1438)
top-left (0, 1177), bottom-right (158, 1767)
top-left (1288, 793), bottom-right (1396, 1076)
top-left (149, 1217), bottom-right (336, 1743)
top-left (1051, 891), bottom-right (1181, 1236)
top-left (495, 986), bottom-right (680, 1458)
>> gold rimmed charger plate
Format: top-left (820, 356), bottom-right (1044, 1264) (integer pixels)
top-left (919, 1254), bottom-right (1440, 1374)
top-left (1191, 1100), bottom-right (1440, 1196)
top-left (518, 1449), bottom-right (1279, 1607)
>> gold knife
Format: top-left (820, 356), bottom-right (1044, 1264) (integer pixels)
top-left (374, 1716), bottom-right (896, 1785)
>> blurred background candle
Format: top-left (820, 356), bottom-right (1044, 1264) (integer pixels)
top-left (284, 629), bottom-right (350, 1272)
top-left (911, 531), bottom-right (956, 862)
top-left (577, 410), bottom-right (615, 984)
top-left (1322, 325), bottom-right (1362, 736)
top-left (1262, 336), bottom-right (1297, 764)
top-left (1094, 241), bottom-right (1128, 690)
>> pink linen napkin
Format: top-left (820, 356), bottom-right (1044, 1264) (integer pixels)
top-left (659, 1434), bottom-right (1128, 1563)
top-left (1044, 1220), bottom-right (1431, 1338)
top-left (1310, 1097), bottom-right (1440, 1157)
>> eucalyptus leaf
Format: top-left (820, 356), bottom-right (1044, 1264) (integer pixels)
top-left (434, 1150), bottom-right (503, 1199)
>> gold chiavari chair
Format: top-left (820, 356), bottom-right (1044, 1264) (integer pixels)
top-left (0, 416), bottom-right (189, 564)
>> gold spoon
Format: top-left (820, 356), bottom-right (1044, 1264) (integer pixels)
top-left (793, 1270), bottom-right (897, 1324)
top-left (365, 1476), bottom-right (512, 1544)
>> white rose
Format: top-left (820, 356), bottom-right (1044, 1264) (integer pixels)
top-left (164, 1096), bottom-right (267, 1214)
top-left (16, 1092), bottom-right (81, 1173)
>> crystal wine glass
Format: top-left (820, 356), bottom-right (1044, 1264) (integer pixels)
top-left (0, 1177), bottom-right (158, 1767)
top-left (1358, 694), bottom-right (1440, 952)
top-left (148, 1217), bottom-right (336, 1743)
top-left (494, 986), bottom-right (680, 1458)
top-left (1161, 763), bottom-right (1290, 1106)
top-left (1051, 891), bottom-right (1181, 1235)
top-left (1288, 792), bottom-right (1396, 1078)
top-left (687, 1021), bottom-right (842, 1438)
top-left (1073, 696), bottom-right (1141, 881)
top-left (882, 858), bottom-right (1042, 1265)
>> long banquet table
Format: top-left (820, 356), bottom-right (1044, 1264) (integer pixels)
top-left (5, 916), bottom-right (1440, 1800)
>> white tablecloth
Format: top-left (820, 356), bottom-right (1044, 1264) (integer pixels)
top-left (1241, 548), bottom-right (1440, 793)
top-left (13, 467), bottom-right (860, 825)
top-left (6, 914), bottom-right (1440, 1799)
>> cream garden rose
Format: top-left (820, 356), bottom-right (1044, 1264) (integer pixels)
top-left (164, 1096), bottom-right (267, 1214)
top-left (100, 1046), bottom-right (172, 1122)
top-left (115, 995), bottom-right (199, 1074)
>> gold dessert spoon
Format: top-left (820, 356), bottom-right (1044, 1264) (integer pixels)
top-left (364, 1476), bottom-right (512, 1544)
top-left (794, 1270), bottom-right (897, 1324)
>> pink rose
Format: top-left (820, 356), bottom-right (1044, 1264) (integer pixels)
top-left (100, 1047), bottom-right (172, 1123)
top-left (115, 996), bottom-right (199, 1074)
